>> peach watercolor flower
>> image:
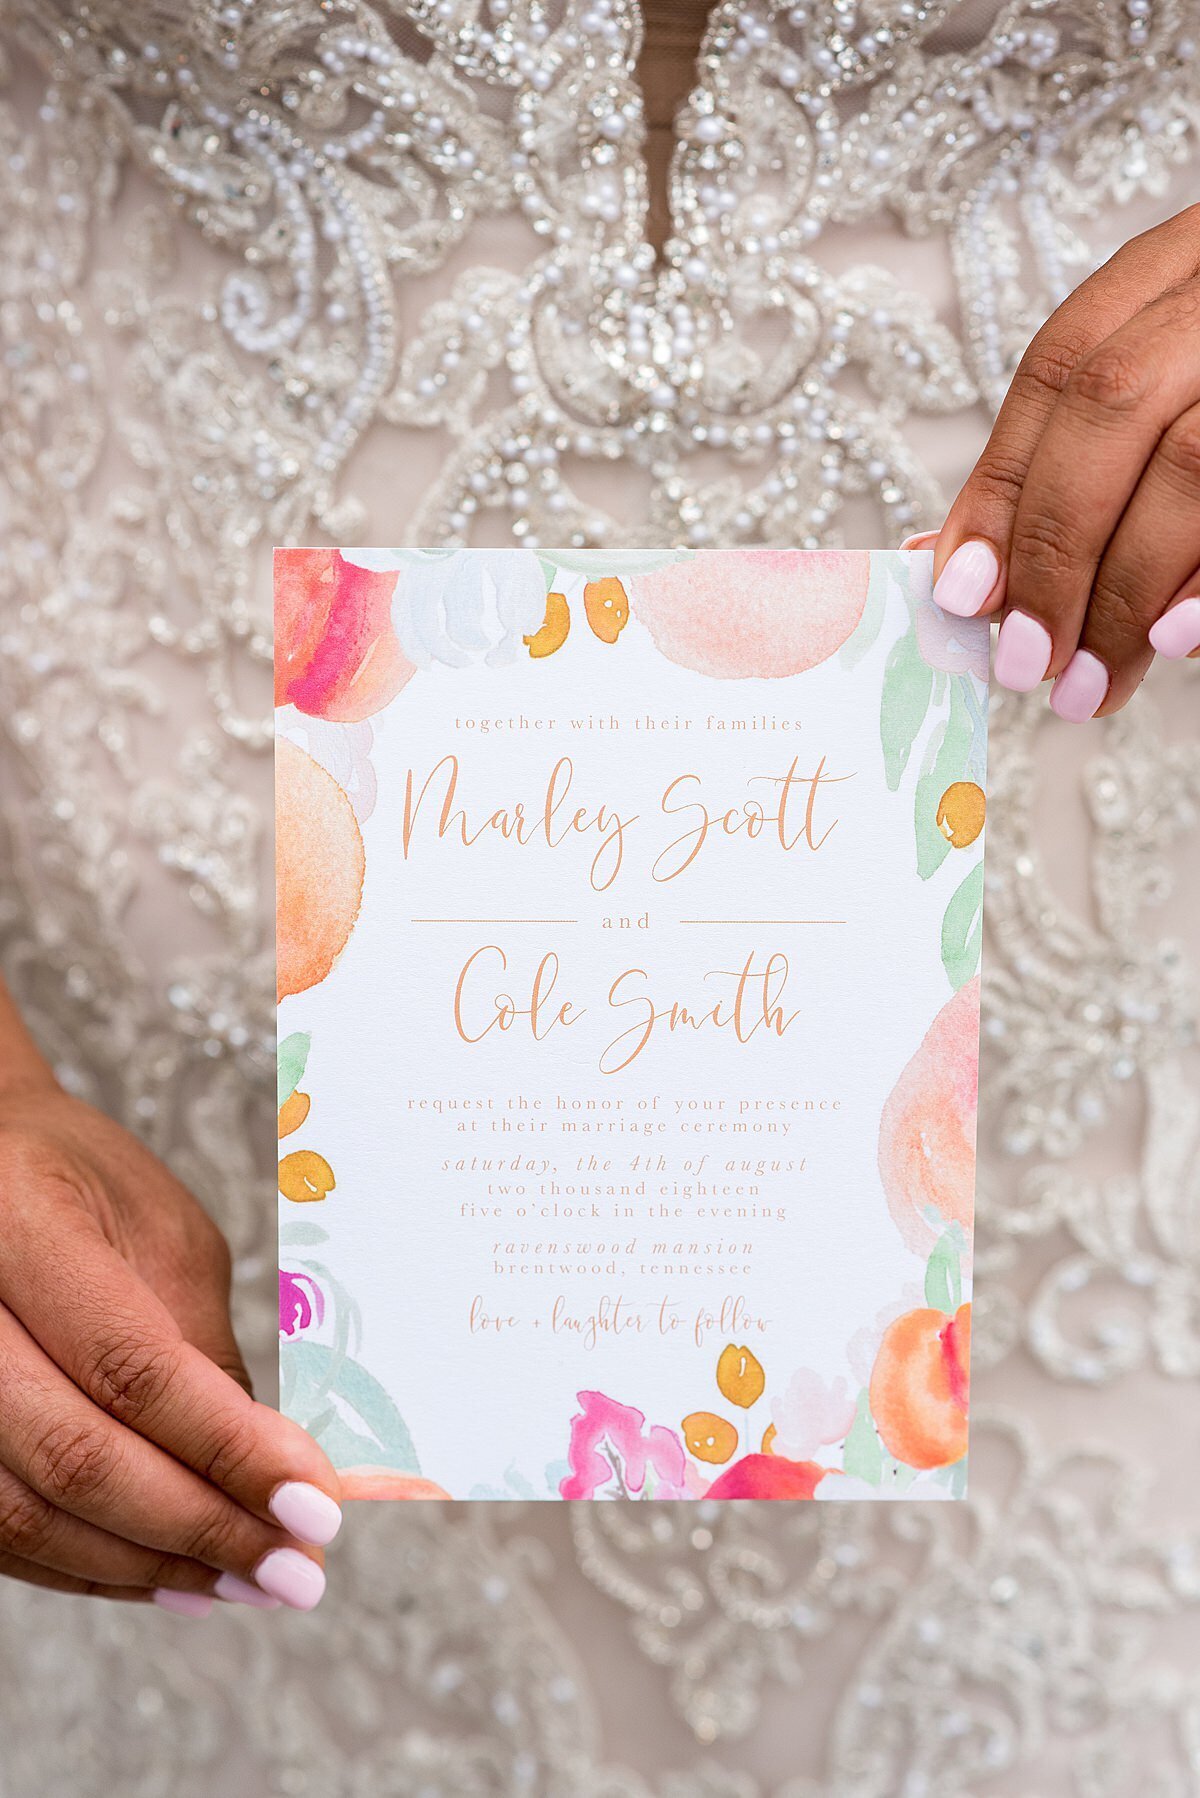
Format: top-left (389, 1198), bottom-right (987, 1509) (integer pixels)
top-left (632, 550), bottom-right (869, 679)
top-left (276, 739), bottom-right (365, 1001)
top-left (877, 977), bottom-right (980, 1261)
top-left (339, 1468), bottom-right (452, 1501)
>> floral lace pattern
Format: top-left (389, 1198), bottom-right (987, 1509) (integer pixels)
top-left (0, 0), bottom-right (1199, 1790)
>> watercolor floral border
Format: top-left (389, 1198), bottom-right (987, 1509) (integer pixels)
top-left (275, 548), bottom-right (987, 1500)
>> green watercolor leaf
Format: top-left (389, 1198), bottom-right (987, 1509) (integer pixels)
top-left (280, 1221), bottom-right (329, 1249)
top-left (841, 555), bottom-right (890, 671)
top-left (842, 1389), bottom-right (884, 1486)
top-left (924, 1234), bottom-right (962, 1315)
top-left (280, 1340), bottom-right (420, 1475)
top-left (941, 861), bottom-right (985, 990)
top-left (913, 681), bottom-right (974, 880)
top-left (880, 625), bottom-right (934, 791)
top-left (277, 1032), bottom-right (311, 1109)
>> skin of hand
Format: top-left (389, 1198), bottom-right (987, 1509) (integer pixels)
top-left (928, 201), bottom-right (1200, 720)
top-left (0, 979), bottom-right (342, 1615)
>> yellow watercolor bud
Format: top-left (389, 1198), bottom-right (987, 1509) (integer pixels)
top-left (278, 1149), bottom-right (335, 1203)
top-left (524, 591), bottom-right (571, 658)
top-left (682, 1412), bottom-right (738, 1464)
top-left (277, 1089), bottom-right (311, 1139)
top-left (936, 781), bottom-right (986, 848)
top-left (716, 1343), bottom-right (766, 1408)
top-left (584, 577), bottom-right (630, 644)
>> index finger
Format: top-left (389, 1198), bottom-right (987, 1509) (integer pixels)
top-left (0, 1198), bottom-right (343, 1547)
top-left (932, 208), bottom-right (1200, 621)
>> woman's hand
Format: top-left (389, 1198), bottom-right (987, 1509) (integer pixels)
top-left (930, 202), bottom-right (1200, 719)
top-left (0, 985), bottom-right (341, 1615)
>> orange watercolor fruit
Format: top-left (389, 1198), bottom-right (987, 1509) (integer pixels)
top-left (278, 1149), bottom-right (336, 1203)
top-left (716, 1344), bottom-right (766, 1408)
top-left (524, 591), bottom-right (571, 658)
top-left (277, 1090), bottom-right (311, 1139)
top-left (276, 738), bottom-right (365, 1001)
top-left (682, 1411), bottom-right (738, 1464)
top-left (761, 1423), bottom-right (777, 1454)
top-left (869, 1303), bottom-right (970, 1469)
top-left (937, 781), bottom-right (986, 848)
top-left (584, 577), bottom-right (630, 643)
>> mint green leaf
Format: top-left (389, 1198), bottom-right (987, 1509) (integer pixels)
top-left (880, 625), bottom-right (934, 791)
top-left (280, 1221), bottom-right (329, 1249)
top-left (924, 1234), bottom-right (962, 1315)
top-left (914, 682), bottom-right (974, 879)
top-left (841, 555), bottom-right (890, 670)
top-left (277, 1032), bottom-right (311, 1109)
top-left (941, 862), bottom-right (985, 990)
top-left (842, 1389), bottom-right (884, 1485)
top-left (280, 1340), bottom-right (420, 1474)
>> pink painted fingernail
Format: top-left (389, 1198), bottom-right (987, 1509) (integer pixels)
top-left (933, 540), bottom-right (1001, 618)
top-left (1149, 595), bottom-right (1200, 659)
top-left (254, 1548), bottom-right (326, 1611)
top-left (214, 1572), bottom-right (283, 1610)
top-left (1049, 649), bottom-right (1109, 723)
top-left (152, 1589), bottom-right (214, 1618)
top-left (269, 1482), bottom-right (342, 1547)
top-left (899, 530), bottom-right (940, 551)
top-left (993, 610), bottom-right (1053, 691)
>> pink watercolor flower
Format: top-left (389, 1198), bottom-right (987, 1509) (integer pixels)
top-left (769, 1368), bottom-right (857, 1461)
top-left (279, 1269), bottom-right (325, 1338)
top-left (275, 548), bottom-right (414, 722)
top-left (916, 599), bottom-right (989, 682)
top-left (705, 1454), bottom-right (831, 1500)
top-left (560, 1391), bottom-right (694, 1500)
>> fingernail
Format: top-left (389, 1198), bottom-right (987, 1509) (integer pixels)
top-left (214, 1572), bottom-right (283, 1610)
top-left (933, 540), bottom-right (1001, 618)
top-left (269, 1482), bottom-right (342, 1547)
top-left (254, 1547), bottom-right (326, 1611)
top-left (153, 1589), bottom-right (214, 1618)
top-left (993, 610), bottom-right (1053, 691)
top-left (1049, 649), bottom-right (1109, 723)
top-left (899, 530), bottom-right (940, 551)
top-left (1149, 595), bottom-right (1200, 659)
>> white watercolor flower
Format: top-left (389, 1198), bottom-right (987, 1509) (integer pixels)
top-left (355, 548), bottom-right (547, 669)
top-left (770, 1368), bottom-right (857, 1461)
top-left (276, 708), bottom-right (377, 822)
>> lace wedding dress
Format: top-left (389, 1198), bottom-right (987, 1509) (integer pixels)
top-left (1, 1), bottom-right (1199, 1792)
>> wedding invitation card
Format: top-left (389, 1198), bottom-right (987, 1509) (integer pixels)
top-left (275, 548), bottom-right (988, 1501)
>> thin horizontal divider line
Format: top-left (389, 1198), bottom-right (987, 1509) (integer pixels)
top-left (411, 918), bottom-right (579, 924)
top-left (679, 919), bottom-right (847, 925)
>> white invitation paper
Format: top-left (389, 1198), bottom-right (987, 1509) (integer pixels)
top-left (276, 548), bottom-right (987, 1500)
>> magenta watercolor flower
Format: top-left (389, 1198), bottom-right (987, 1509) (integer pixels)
top-left (560, 1391), bottom-right (695, 1500)
top-left (279, 1269), bottom-right (325, 1338)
